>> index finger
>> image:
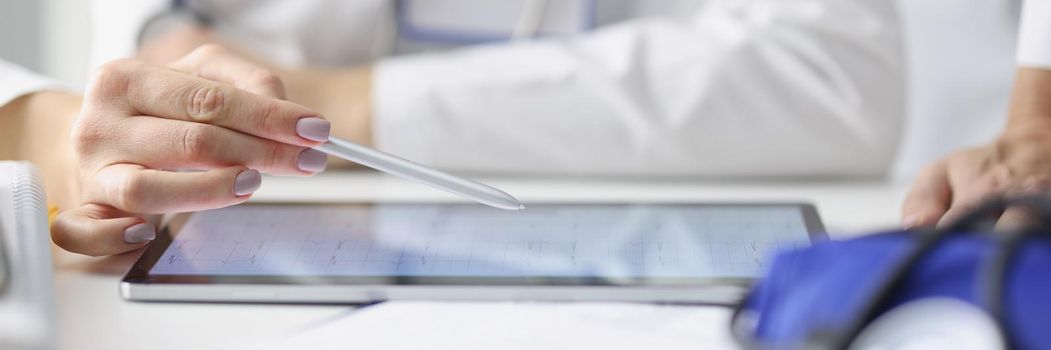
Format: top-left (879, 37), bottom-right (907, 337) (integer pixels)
top-left (901, 160), bottom-right (952, 228)
top-left (96, 60), bottom-right (329, 147)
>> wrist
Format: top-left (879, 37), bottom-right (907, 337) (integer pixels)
top-left (332, 67), bottom-right (373, 147)
top-left (281, 66), bottom-right (374, 147)
top-left (995, 122), bottom-right (1051, 164)
top-left (3, 91), bottom-right (82, 209)
top-left (1000, 118), bottom-right (1051, 140)
top-left (0, 92), bottom-right (78, 154)
top-left (1003, 67), bottom-right (1051, 137)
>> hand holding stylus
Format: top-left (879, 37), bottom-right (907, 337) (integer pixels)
top-left (52, 45), bottom-right (331, 256)
top-left (50, 45), bottom-right (522, 257)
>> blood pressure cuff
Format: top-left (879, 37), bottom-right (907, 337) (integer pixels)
top-left (738, 230), bottom-right (1051, 349)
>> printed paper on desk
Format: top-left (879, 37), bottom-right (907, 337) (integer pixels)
top-left (228, 302), bottom-right (735, 350)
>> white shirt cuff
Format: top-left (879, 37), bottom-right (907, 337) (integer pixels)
top-left (1018, 0), bottom-right (1051, 68)
top-left (0, 60), bottom-right (69, 107)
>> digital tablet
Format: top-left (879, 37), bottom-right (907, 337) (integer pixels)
top-left (122, 203), bottom-right (826, 304)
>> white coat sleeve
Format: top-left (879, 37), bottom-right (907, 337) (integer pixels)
top-left (373, 0), bottom-right (904, 177)
top-left (0, 60), bottom-right (68, 108)
top-left (1018, 0), bottom-right (1051, 68)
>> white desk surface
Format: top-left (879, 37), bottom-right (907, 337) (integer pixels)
top-left (52, 171), bottom-right (912, 350)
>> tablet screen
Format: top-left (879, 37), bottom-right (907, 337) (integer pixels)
top-left (143, 204), bottom-right (822, 282)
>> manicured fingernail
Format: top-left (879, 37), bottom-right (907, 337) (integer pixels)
top-left (297, 148), bottom-right (328, 173)
top-left (233, 169), bottom-right (262, 196)
top-left (296, 117), bottom-right (331, 142)
top-left (123, 223), bottom-right (156, 244)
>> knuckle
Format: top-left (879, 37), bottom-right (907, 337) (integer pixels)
top-left (70, 118), bottom-right (108, 153)
top-left (114, 172), bottom-right (149, 213)
top-left (88, 59), bottom-right (139, 98)
top-left (192, 43), bottom-right (227, 58)
top-left (70, 119), bottom-right (127, 167)
top-left (1026, 176), bottom-right (1051, 191)
top-left (250, 68), bottom-right (283, 89)
top-left (185, 85), bottom-right (227, 122)
top-left (977, 172), bottom-right (1006, 192)
top-left (902, 190), bottom-right (937, 213)
top-left (174, 124), bottom-right (215, 161)
top-left (261, 143), bottom-right (284, 171)
top-left (257, 101), bottom-right (282, 136)
top-left (917, 162), bottom-right (943, 179)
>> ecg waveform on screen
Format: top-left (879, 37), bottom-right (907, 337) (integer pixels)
top-left (149, 205), bottom-right (811, 278)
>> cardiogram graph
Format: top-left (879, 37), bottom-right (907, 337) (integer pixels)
top-left (150, 204), bottom-right (812, 278)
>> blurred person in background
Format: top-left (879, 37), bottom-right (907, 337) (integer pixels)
top-left (39, 0), bottom-right (904, 256)
top-left (128, 0), bottom-right (906, 177)
top-left (118, 0), bottom-right (1051, 235)
top-left (0, 0), bottom-right (1046, 256)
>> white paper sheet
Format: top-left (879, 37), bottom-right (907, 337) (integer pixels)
top-left (228, 302), bottom-right (738, 350)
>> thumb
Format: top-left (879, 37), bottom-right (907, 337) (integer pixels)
top-left (51, 204), bottom-right (155, 256)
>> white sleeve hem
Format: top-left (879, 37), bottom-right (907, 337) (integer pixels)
top-left (0, 60), bottom-right (71, 108)
top-left (1018, 0), bottom-right (1051, 68)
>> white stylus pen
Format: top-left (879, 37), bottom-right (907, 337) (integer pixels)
top-left (314, 137), bottom-right (524, 210)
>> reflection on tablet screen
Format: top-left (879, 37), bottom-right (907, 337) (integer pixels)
top-left (149, 204), bottom-right (813, 279)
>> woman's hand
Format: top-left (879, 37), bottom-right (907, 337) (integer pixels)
top-left (902, 130), bottom-right (1051, 230)
top-left (904, 68), bottom-right (1051, 231)
top-left (136, 27), bottom-right (374, 151)
top-left (51, 45), bottom-right (331, 256)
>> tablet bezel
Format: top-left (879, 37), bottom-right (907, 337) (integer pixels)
top-left (123, 202), bottom-right (826, 288)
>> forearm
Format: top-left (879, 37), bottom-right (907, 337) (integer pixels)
top-left (1003, 68), bottom-right (1051, 136)
top-left (0, 92), bottom-right (81, 209)
top-left (1007, 0), bottom-right (1051, 136)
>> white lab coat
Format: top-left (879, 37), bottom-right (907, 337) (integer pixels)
top-left (51, 0), bottom-right (1051, 176)
top-left (166, 0), bottom-right (905, 177)
top-left (1019, 0), bottom-right (1051, 68)
top-left (0, 60), bottom-right (67, 109)
top-left (86, 0), bottom-right (899, 174)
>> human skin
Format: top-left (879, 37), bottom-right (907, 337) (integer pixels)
top-left (0, 45), bottom-right (337, 256)
top-left (0, 91), bottom-right (81, 211)
top-left (137, 26), bottom-right (374, 158)
top-left (903, 67), bottom-right (1051, 230)
top-left (140, 27), bottom-right (1051, 231)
